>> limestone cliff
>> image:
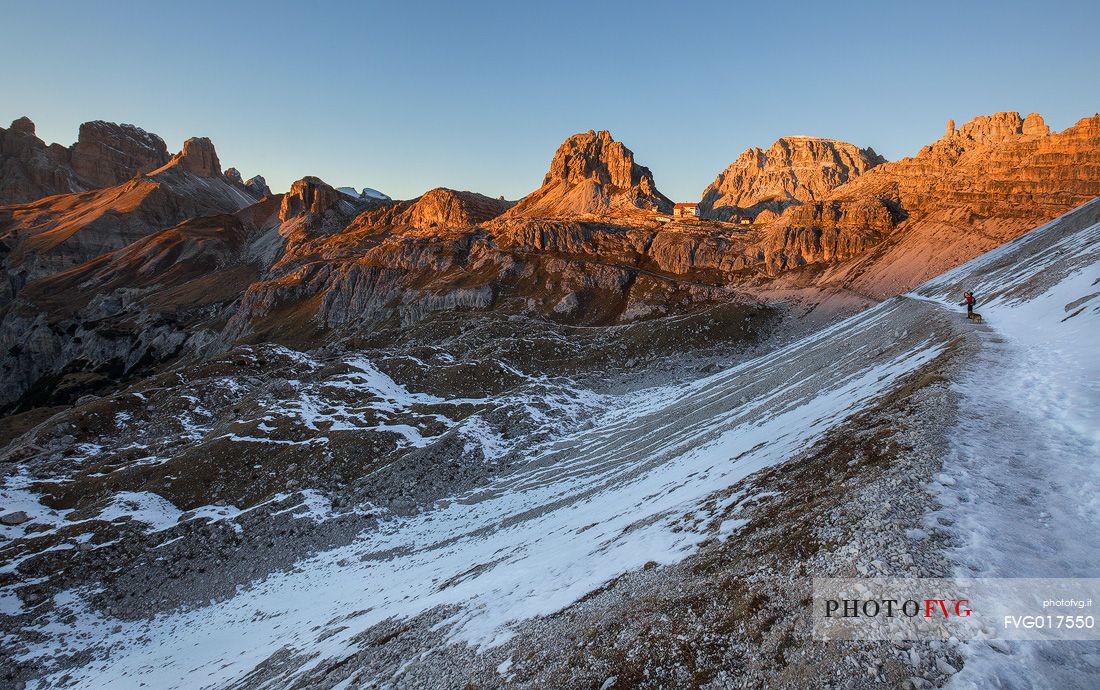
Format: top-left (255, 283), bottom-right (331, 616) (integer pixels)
top-left (350, 188), bottom-right (512, 230)
top-left (699, 137), bottom-right (885, 221)
top-left (0, 117), bottom-right (170, 204)
top-left (0, 135), bottom-right (262, 297)
top-left (757, 111), bottom-right (1100, 297)
top-left (504, 130), bottom-right (672, 217)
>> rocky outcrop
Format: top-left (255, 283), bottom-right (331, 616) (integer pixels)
top-left (504, 130), bottom-right (672, 217)
top-left (280, 177), bottom-right (343, 221)
top-left (0, 135), bottom-right (262, 295)
top-left (9, 116), bottom-right (35, 136)
top-left (0, 117), bottom-right (169, 204)
top-left (1, 117), bottom-right (81, 205)
top-left (948, 111), bottom-right (1045, 145)
top-left (349, 188), bottom-right (512, 230)
top-left (1022, 112), bottom-right (1051, 137)
top-left (155, 137), bottom-right (221, 178)
top-left (393, 188), bottom-right (511, 228)
top-left (272, 177), bottom-right (373, 245)
top-left (226, 168), bottom-right (271, 198)
top-left (244, 175), bottom-right (271, 197)
top-left (760, 111), bottom-right (1100, 298)
top-left (729, 197), bottom-right (902, 275)
top-left (698, 137), bottom-right (885, 221)
top-left (69, 121), bottom-right (170, 188)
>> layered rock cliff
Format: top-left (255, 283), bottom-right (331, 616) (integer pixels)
top-left (280, 176), bottom-right (344, 221)
top-left (698, 137), bottom-right (885, 222)
top-left (0, 135), bottom-right (262, 297)
top-left (850, 112), bottom-right (1098, 215)
top-left (350, 188), bottom-right (512, 230)
top-left (504, 130), bottom-right (672, 217)
top-left (69, 121), bottom-right (171, 188)
top-left (0, 117), bottom-right (170, 204)
top-left (757, 111), bottom-right (1100, 298)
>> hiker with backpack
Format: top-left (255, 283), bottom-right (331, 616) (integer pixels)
top-left (962, 290), bottom-right (976, 318)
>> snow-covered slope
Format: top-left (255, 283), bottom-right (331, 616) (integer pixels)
top-left (913, 197), bottom-right (1100, 688)
top-left (12, 294), bottom-right (952, 687)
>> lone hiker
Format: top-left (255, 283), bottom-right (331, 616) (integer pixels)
top-left (962, 290), bottom-right (976, 318)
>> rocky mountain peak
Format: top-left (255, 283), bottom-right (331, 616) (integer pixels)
top-left (10, 116), bottom-right (36, 136)
top-left (544, 129), bottom-right (641, 188)
top-left (244, 175), bottom-right (271, 197)
top-left (918, 111), bottom-right (1061, 164)
top-left (279, 176), bottom-right (342, 221)
top-left (1023, 112), bottom-right (1051, 137)
top-left (225, 168), bottom-right (271, 197)
top-left (954, 112), bottom-right (1026, 143)
top-left (404, 188), bottom-right (511, 228)
top-left (169, 137), bottom-right (222, 178)
top-left (70, 121), bottom-right (170, 187)
top-left (940, 111), bottom-right (1051, 147)
top-left (220, 168), bottom-right (269, 200)
top-left (699, 136), bottom-right (885, 221)
top-left (347, 188), bottom-right (512, 230)
top-left (504, 130), bottom-right (672, 217)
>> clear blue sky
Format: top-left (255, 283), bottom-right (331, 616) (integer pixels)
top-left (3, 0), bottom-right (1098, 201)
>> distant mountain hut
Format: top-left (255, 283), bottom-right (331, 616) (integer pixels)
top-left (673, 202), bottom-right (699, 219)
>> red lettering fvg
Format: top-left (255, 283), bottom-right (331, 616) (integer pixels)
top-left (923, 598), bottom-right (971, 618)
top-left (823, 597), bottom-right (971, 618)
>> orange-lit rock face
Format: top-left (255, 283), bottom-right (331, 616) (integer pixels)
top-left (69, 121), bottom-right (170, 187)
top-left (504, 130), bottom-right (672, 217)
top-left (545, 130), bottom-right (644, 188)
top-left (816, 112), bottom-right (1100, 221)
top-left (348, 188), bottom-right (511, 230)
top-left (0, 117), bottom-right (170, 204)
top-left (0, 135), bottom-right (260, 295)
top-left (402, 188), bottom-right (511, 228)
top-left (1022, 112), bottom-right (1051, 137)
top-left (164, 137), bottom-right (222, 178)
top-left (279, 177), bottom-right (342, 221)
top-left (756, 112), bottom-right (1100, 298)
top-left (699, 137), bottom-right (885, 221)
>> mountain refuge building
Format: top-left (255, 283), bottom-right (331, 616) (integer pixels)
top-left (673, 202), bottom-right (699, 218)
